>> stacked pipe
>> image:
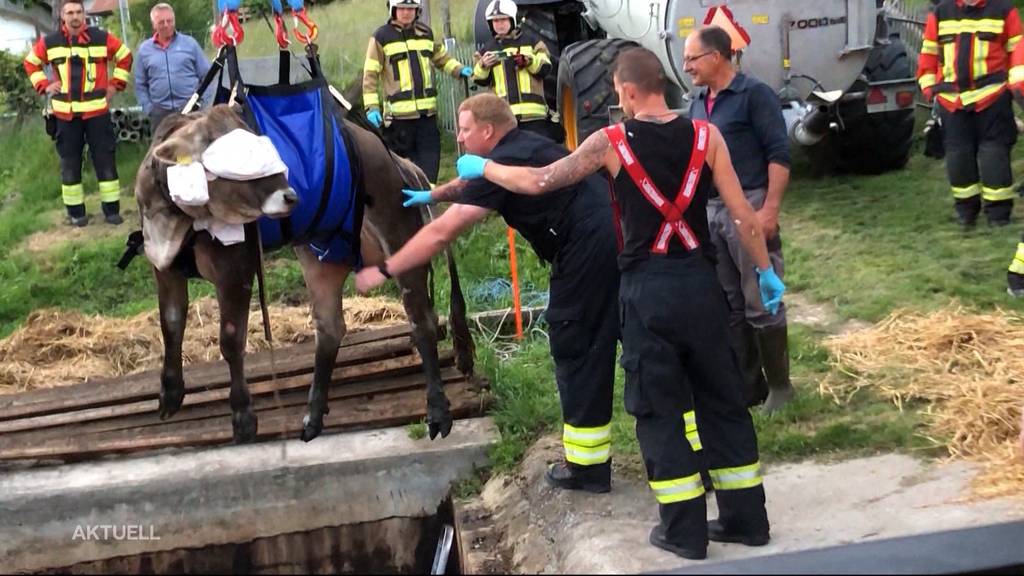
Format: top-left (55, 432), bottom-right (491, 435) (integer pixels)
top-left (109, 107), bottom-right (151, 142)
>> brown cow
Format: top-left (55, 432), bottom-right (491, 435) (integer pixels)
top-left (135, 104), bottom-right (473, 443)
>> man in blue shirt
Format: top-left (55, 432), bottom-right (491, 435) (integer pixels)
top-left (687, 26), bottom-right (794, 414)
top-left (133, 3), bottom-right (210, 131)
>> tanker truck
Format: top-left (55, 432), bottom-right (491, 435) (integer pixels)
top-left (473, 0), bottom-right (918, 174)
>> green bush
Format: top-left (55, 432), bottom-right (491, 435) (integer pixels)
top-left (0, 50), bottom-right (40, 123)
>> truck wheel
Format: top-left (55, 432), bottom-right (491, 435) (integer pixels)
top-left (831, 37), bottom-right (916, 174)
top-left (557, 38), bottom-right (637, 149)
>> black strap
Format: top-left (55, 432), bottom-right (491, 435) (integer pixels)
top-left (278, 49), bottom-right (290, 85)
top-left (192, 47), bottom-right (227, 106)
top-left (116, 230), bottom-right (144, 270)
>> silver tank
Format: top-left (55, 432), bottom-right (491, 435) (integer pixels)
top-left (581, 0), bottom-right (879, 100)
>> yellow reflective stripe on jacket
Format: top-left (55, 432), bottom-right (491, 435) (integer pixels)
top-left (364, 92), bottom-right (381, 108)
top-left (52, 97), bottom-right (107, 115)
top-left (958, 82), bottom-right (1005, 106)
top-left (921, 39), bottom-right (940, 56)
top-left (62, 183), bottom-right (85, 205)
top-left (442, 58), bottom-right (461, 76)
top-left (98, 179), bottom-right (121, 202)
top-left (919, 73), bottom-right (938, 91)
top-left (564, 442), bottom-right (611, 465)
top-left (113, 43), bottom-right (130, 61)
top-left (25, 51), bottom-right (43, 66)
top-left (493, 62), bottom-right (509, 98)
top-left (974, 36), bottom-right (989, 77)
top-left (83, 61), bottom-right (96, 93)
top-left (682, 410), bottom-right (702, 452)
top-left (649, 473), bottom-right (705, 504)
top-left (28, 71), bottom-right (48, 86)
top-left (112, 66), bottom-right (131, 84)
top-left (709, 462), bottom-right (763, 491)
top-left (1009, 34), bottom-right (1023, 52)
top-left (1010, 64), bottom-right (1024, 84)
top-left (943, 42), bottom-right (957, 85)
top-left (364, 58), bottom-right (382, 74)
top-left (510, 102), bottom-right (548, 119)
top-left (1009, 243), bottom-right (1024, 274)
top-left (397, 59), bottom-right (413, 92)
top-left (527, 50), bottom-right (551, 75)
top-left (951, 183), bottom-right (982, 199)
top-left (387, 97), bottom-right (437, 115)
top-left (982, 186), bottom-right (1015, 202)
top-left (937, 18), bottom-right (1005, 35)
top-left (87, 45), bottom-right (106, 58)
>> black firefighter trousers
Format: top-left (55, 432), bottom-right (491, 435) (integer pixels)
top-left (383, 114), bottom-right (441, 184)
top-left (546, 209), bottom-right (620, 470)
top-left (55, 113), bottom-right (121, 210)
top-left (941, 91), bottom-right (1017, 224)
top-left (620, 255), bottom-right (768, 551)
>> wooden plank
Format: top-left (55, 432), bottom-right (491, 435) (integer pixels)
top-left (0, 323), bottom-right (423, 416)
top-left (0, 380), bottom-right (489, 461)
top-left (0, 349), bottom-right (455, 439)
top-left (0, 334), bottom-right (426, 424)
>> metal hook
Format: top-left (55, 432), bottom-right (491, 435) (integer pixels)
top-left (292, 8), bottom-right (318, 45)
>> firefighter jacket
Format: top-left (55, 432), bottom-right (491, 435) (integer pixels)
top-left (363, 21), bottom-right (466, 120)
top-left (23, 25), bottom-right (132, 120)
top-left (917, 0), bottom-right (1024, 112)
top-left (472, 29), bottom-right (552, 121)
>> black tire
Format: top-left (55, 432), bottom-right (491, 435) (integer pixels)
top-left (831, 37), bottom-right (916, 174)
top-left (557, 38), bottom-right (638, 149)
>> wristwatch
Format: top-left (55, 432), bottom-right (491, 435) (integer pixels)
top-left (378, 262), bottom-right (393, 279)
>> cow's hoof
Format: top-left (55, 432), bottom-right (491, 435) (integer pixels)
top-left (301, 413), bottom-right (323, 442)
top-left (455, 352), bottom-right (475, 376)
top-left (158, 386), bottom-right (185, 420)
top-left (427, 410), bottom-right (453, 440)
top-left (232, 410), bottom-right (258, 444)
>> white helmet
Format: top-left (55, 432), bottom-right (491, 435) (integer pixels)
top-left (485, 0), bottom-right (518, 33)
top-left (388, 0), bottom-right (420, 20)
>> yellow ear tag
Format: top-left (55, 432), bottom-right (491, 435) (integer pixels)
top-left (176, 154), bottom-right (193, 165)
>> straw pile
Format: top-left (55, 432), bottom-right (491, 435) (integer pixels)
top-left (0, 296), bottom-right (407, 396)
top-left (820, 305), bottom-right (1024, 499)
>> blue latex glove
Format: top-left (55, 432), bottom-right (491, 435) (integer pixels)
top-left (457, 154), bottom-right (489, 179)
top-left (367, 109), bottom-right (382, 128)
top-left (402, 189), bottom-right (433, 207)
top-left (756, 266), bottom-right (786, 316)
top-left (460, 66), bottom-right (473, 78)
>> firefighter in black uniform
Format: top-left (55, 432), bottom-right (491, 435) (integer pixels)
top-left (355, 93), bottom-right (619, 493)
top-left (455, 48), bottom-right (784, 560)
top-left (473, 0), bottom-right (561, 141)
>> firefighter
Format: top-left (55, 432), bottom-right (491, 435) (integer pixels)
top-left (917, 0), bottom-right (1024, 229)
top-left (23, 0), bottom-right (133, 227)
top-left (363, 0), bottom-right (474, 184)
top-left (455, 47), bottom-right (781, 560)
top-left (473, 0), bottom-right (560, 141)
top-left (354, 93), bottom-right (619, 493)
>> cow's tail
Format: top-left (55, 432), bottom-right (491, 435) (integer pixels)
top-left (391, 154), bottom-right (476, 376)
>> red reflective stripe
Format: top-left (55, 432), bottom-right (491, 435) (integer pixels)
top-left (603, 120), bottom-right (709, 254)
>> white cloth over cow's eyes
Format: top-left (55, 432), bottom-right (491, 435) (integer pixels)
top-left (166, 161), bottom-right (210, 206)
top-left (201, 129), bottom-right (289, 180)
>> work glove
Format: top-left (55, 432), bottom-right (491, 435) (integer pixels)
top-left (460, 66), bottom-right (474, 78)
top-left (402, 189), bottom-right (433, 207)
top-left (367, 109), bottom-right (382, 128)
top-left (756, 266), bottom-right (785, 316)
top-left (457, 154), bottom-right (489, 179)
top-left (512, 54), bottom-right (531, 69)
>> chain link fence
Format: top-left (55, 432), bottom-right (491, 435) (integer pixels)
top-left (434, 42), bottom-right (483, 134)
top-left (885, 0), bottom-right (928, 55)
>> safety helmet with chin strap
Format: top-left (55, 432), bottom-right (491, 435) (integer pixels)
top-left (485, 0), bottom-right (517, 34)
top-left (388, 0), bottom-right (421, 21)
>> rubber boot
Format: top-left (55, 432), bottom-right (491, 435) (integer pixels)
top-left (756, 325), bottom-right (794, 415)
top-left (65, 203), bottom-right (88, 227)
top-left (954, 196), bottom-right (981, 230)
top-left (707, 518), bottom-right (770, 546)
top-left (102, 200), bottom-right (123, 225)
top-left (984, 199), bottom-right (1013, 227)
top-left (728, 319), bottom-right (768, 407)
top-left (649, 500), bottom-right (708, 560)
top-left (1009, 271), bottom-right (1024, 298)
top-left (545, 460), bottom-right (611, 494)
top-left (709, 484), bottom-right (770, 546)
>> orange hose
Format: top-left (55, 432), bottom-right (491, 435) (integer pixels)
top-left (507, 227), bottom-right (523, 340)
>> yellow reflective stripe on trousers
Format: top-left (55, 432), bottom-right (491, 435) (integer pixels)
top-left (982, 186), bottom-right (1015, 202)
top-left (709, 462), bottom-right (762, 491)
top-left (62, 183), bottom-right (85, 206)
top-left (564, 442), bottom-right (610, 465)
top-left (98, 179), bottom-right (121, 202)
top-left (938, 18), bottom-right (1005, 35)
top-left (563, 423), bottom-right (611, 447)
top-left (682, 410), bottom-right (702, 452)
top-left (1009, 243), bottom-right (1024, 274)
top-left (952, 183), bottom-right (982, 199)
top-left (649, 473), bottom-right (705, 504)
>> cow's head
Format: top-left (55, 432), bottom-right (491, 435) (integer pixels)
top-left (137, 105), bottom-right (298, 270)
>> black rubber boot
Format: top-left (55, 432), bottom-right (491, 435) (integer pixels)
top-left (1009, 271), bottom-right (1024, 298)
top-left (984, 199), bottom-right (1013, 227)
top-left (756, 325), bottom-right (794, 415)
top-left (728, 319), bottom-right (768, 407)
top-left (102, 201), bottom-right (123, 225)
top-left (649, 524), bottom-right (707, 560)
top-left (65, 204), bottom-right (88, 227)
top-left (545, 460), bottom-right (611, 494)
top-left (954, 196), bottom-right (981, 230)
top-left (708, 518), bottom-right (770, 547)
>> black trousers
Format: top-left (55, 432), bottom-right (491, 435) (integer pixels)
top-left (55, 114), bottom-right (119, 206)
top-left (383, 115), bottom-right (441, 184)
top-left (518, 118), bottom-right (564, 143)
top-left (941, 91), bottom-right (1017, 220)
top-left (546, 209), bottom-right (620, 467)
top-left (620, 255), bottom-right (768, 550)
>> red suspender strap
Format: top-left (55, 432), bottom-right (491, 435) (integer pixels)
top-left (603, 120), bottom-right (710, 254)
top-left (606, 174), bottom-right (624, 253)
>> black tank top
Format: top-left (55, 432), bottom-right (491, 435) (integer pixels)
top-left (612, 116), bottom-right (714, 271)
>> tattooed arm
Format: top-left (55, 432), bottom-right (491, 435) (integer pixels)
top-left (481, 128), bottom-right (619, 195)
top-left (430, 178), bottom-right (472, 203)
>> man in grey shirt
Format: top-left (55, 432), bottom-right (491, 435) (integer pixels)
top-left (133, 3), bottom-right (210, 131)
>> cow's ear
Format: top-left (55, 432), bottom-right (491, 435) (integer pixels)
top-left (152, 134), bottom-right (198, 165)
top-left (134, 164), bottom-right (192, 271)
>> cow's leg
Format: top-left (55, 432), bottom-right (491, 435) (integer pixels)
top-left (295, 246), bottom-right (349, 442)
top-left (195, 237), bottom-right (258, 443)
top-left (155, 266), bottom-right (188, 420)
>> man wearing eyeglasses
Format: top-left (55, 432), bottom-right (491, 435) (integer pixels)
top-left (686, 26), bottom-right (794, 415)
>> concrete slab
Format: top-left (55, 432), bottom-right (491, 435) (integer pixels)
top-left (480, 436), bottom-right (1024, 574)
top-left (0, 417), bottom-right (498, 573)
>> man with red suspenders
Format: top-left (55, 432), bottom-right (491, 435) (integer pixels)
top-left (455, 47), bottom-right (783, 560)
